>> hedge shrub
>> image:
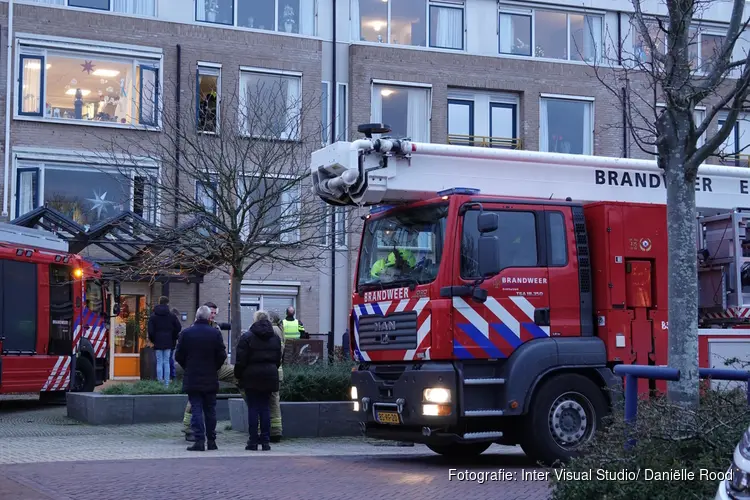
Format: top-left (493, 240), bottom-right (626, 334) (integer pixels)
top-left (99, 360), bottom-right (355, 401)
top-left (549, 387), bottom-right (750, 500)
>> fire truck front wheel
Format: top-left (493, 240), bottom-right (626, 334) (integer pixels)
top-left (72, 356), bottom-right (96, 392)
top-left (521, 373), bottom-right (607, 466)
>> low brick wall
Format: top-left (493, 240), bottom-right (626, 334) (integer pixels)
top-left (228, 398), bottom-right (361, 438)
top-left (66, 392), bottom-right (232, 425)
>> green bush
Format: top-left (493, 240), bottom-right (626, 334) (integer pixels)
top-left (99, 379), bottom-right (239, 395)
top-left (549, 387), bottom-right (750, 500)
top-left (280, 360), bottom-right (355, 402)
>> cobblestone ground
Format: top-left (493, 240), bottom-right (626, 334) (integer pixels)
top-left (0, 396), bottom-right (552, 499)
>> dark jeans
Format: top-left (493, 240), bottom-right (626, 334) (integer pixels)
top-left (169, 351), bottom-right (175, 379)
top-left (245, 390), bottom-right (271, 445)
top-left (188, 391), bottom-right (217, 443)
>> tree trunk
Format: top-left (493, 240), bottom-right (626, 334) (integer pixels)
top-left (229, 267), bottom-right (243, 364)
top-left (664, 163), bottom-right (700, 407)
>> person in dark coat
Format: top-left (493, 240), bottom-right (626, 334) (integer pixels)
top-left (147, 296), bottom-right (182, 386)
top-left (175, 305), bottom-right (227, 452)
top-left (234, 310), bottom-right (282, 451)
top-left (170, 307), bottom-right (181, 379)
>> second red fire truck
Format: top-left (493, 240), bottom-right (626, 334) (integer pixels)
top-left (0, 223), bottom-right (111, 397)
top-left (310, 124), bottom-right (750, 465)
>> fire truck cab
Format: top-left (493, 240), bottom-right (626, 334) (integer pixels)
top-left (311, 124), bottom-right (750, 465)
top-left (0, 223), bottom-right (112, 396)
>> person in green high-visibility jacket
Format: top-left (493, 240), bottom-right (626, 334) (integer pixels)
top-left (370, 248), bottom-right (417, 278)
top-left (282, 306), bottom-right (306, 340)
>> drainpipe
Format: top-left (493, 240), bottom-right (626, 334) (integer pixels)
top-left (329, 0), bottom-right (337, 358)
top-left (3, 0), bottom-right (14, 218)
top-left (174, 44), bottom-right (181, 227)
top-left (622, 86), bottom-right (629, 158)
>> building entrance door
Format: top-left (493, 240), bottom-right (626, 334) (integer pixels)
top-left (112, 294), bottom-right (148, 378)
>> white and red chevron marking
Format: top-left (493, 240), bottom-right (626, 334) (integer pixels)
top-left (74, 324), bottom-right (109, 358)
top-left (702, 308), bottom-right (750, 320)
top-left (41, 356), bottom-right (71, 392)
top-left (352, 298), bottom-right (431, 362)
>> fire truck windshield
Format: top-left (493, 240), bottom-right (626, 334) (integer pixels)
top-left (85, 279), bottom-right (104, 314)
top-left (357, 204), bottom-right (448, 291)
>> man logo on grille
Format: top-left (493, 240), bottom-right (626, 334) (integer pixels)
top-left (374, 320), bottom-right (396, 332)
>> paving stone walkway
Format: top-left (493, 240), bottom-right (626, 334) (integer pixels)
top-left (0, 396), bottom-right (552, 499)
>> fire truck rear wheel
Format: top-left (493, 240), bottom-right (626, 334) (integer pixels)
top-left (426, 442), bottom-right (492, 458)
top-left (521, 373), bottom-right (607, 466)
top-left (72, 356), bottom-right (96, 393)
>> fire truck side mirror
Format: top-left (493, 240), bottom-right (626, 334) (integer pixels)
top-left (477, 212), bottom-right (499, 233)
top-left (478, 235), bottom-right (501, 278)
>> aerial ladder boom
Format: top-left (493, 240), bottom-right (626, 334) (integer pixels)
top-left (310, 130), bottom-right (750, 211)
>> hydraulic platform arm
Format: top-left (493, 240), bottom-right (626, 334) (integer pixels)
top-left (309, 125), bottom-right (750, 210)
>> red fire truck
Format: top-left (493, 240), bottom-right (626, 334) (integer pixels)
top-left (0, 223), bottom-right (111, 397)
top-left (310, 124), bottom-right (750, 465)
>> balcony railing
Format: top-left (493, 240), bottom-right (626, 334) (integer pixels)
top-left (447, 134), bottom-right (522, 149)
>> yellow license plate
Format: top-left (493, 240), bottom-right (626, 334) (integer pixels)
top-left (376, 411), bottom-right (401, 425)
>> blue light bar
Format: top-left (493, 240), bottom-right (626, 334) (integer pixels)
top-left (437, 187), bottom-right (481, 197)
top-left (369, 205), bottom-right (394, 215)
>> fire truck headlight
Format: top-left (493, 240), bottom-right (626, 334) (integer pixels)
top-left (423, 387), bottom-right (451, 404)
top-left (73, 268), bottom-right (83, 278)
top-left (350, 386), bottom-right (358, 400)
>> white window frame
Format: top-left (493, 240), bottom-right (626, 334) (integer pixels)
top-left (11, 150), bottom-right (160, 224)
top-left (539, 94), bottom-right (594, 155)
top-left (197, 62), bottom-right (222, 135)
top-left (14, 34), bottom-right (164, 131)
top-left (195, 0), bottom-right (318, 37)
top-left (370, 79), bottom-right (432, 142)
top-left (336, 82), bottom-right (348, 142)
top-left (351, 0), bottom-right (466, 51)
top-left (497, 4), bottom-right (604, 63)
top-left (324, 205), bottom-right (348, 249)
top-left (630, 17), bottom-right (729, 75)
top-left (716, 110), bottom-right (750, 166)
top-left (27, 0), bottom-right (158, 17)
top-left (447, 89), bottom-right (520, 148)
top-left (321, 81), bottom-right (331, 146)
top-left (238, 173), bottom-right (303, 245)
top-left (238, 67), bottom-right (303, 141)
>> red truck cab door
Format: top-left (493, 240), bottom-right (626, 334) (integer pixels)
top-left (452, 202), bottom-right (551, 359)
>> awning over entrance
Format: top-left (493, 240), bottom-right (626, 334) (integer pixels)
top-left (11, 206), bottom-right (215, 283)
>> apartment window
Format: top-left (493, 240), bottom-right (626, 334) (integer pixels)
top-left (197, 65), bottom-right (220, 134)
top-left (239, 177), bottom-right (302, 243)
top-left (15, 162), bottom-right (158, 225)
top-left (717, 112), bottom-right (750, 166)
top-left (16, 40), bottom-right (162, 128)
top-left (352, 0), bottom-right (464, 50)
top-left (540, 96), bottom-right (593, 155)
top-left (325, 206), bottom-right (347, 248)
top-left (69, 0), bottom-right (109, 10)
top-left (336, 83), bottom-right (348, 141)
top-left (632, 18), bottom-right (724, 72)
top-left (653, 105), bottom-right (705, 157)
top-left (196, 0), bottom-right (234, 25)
top-left (195, 180), bottom-right (217, 215)
top-left (237, 0), bottom-right (316, 35)
top-left (447, 90), bottom-right (519, 148)
top-left (499, 6), bottom-right (602, 62)
top-left (321, 81), bottom-right (331, 145)
top-left (371, 82), bottom-right (430, 142)
top-left (239, 69), bottom-right (302, 140)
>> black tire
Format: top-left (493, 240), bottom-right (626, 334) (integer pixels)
top-left (520, 373), bottom-right (608, 466)
top-left (72, 356), bottom-right (96, 392)
top-left (426, 442), bottom-right (492, 458)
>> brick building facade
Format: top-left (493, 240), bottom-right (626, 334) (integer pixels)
top-left (0, 0), bottom-right (745, 378)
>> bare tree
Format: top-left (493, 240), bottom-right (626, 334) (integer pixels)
top-left (90, 73), bottom-right (342, 359)
top-left (590, 0), bottom-right (750, 406)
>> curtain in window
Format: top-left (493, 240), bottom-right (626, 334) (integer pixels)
top-left (115, 64), bottom-right (133, 124)
top-left (196, 0), bottom-right (206, 20)
top-left (299, 0), bottom-right (315, 36)
top-left (21, 61), bottom-right (42, 114)
top-left (278, 188), bottom-right (300, 242)
top-left (498, 14), bottom-right (513, 53)
top-left (283, 77), bottom-right (301, 140)
top-left (350, 0), bottom-right (361, 41)
top-left (581, 103), bottom-right (591, 154)
top-left (336, 84), bottom-right (347, 140)
top-left (27, 0), bottom-right (63, 4)
top-left (18, 171), bottom-right (36, 216)
top-left (370, 85), bottom-right (382, 123)
top-left (434, 7), bottom-right (462, 49)
top-left (406, 89), bottom-right (428, 142)
top-left (582, 16), bottom-right (601, 62)
top-left (113, 0), bottom-right (155, 16)
top-left (539, 99), bottom-right (549, 152)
